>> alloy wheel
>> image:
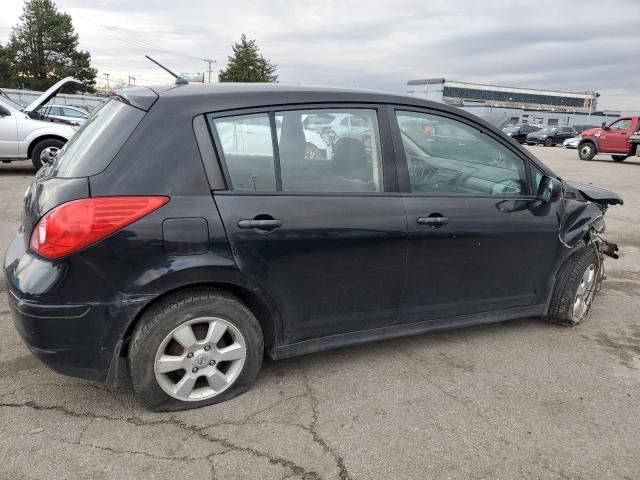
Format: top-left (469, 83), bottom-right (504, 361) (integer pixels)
top-left (40, 146), bottom-right (60, 164)
top-left (154, 317), bottom-right (246, 401)
top-left (571, 264), bottom-right (596, 322)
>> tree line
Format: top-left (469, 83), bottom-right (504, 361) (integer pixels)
top-left (0, 0), bottom-right (277, 94)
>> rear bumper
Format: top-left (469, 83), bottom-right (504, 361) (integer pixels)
top-left (4, 233), bottom-right (151, 384)
top-left (7, 289), bottom-right (144, 383)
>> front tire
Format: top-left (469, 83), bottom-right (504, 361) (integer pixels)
top-left (305, 143), bottom-right (323, 160)
top-left (546, 246), bottom-right (598, 327)
top-left (128, 288), bottom-right (264, 411)
top-left (612, 155), bottom-right (627, 162)
top-left (578, 142), bottom-right (596, 161)
top-left (30, 138), bottom-right (65, 170)
top-left (544, 138), bottom-right (553, 147)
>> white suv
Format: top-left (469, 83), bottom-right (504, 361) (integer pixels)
top-left (0, 77), bottom-right (81, 169)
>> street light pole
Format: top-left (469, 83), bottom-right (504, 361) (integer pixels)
top-left (105, 73), bottom-right (110, 91)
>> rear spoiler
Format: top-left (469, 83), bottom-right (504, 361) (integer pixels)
top-left (113, 86), bottom-right (158, 112)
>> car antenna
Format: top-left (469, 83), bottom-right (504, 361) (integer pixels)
top-left (145, 55), bottom-right (188, 85)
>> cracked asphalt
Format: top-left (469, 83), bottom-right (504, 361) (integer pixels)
top-left (1, 146), bottom-right (639, 480)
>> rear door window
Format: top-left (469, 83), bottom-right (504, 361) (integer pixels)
top-left (48, 98), bottom-right (145, 178)
top-left (275, 108), bottom-right (383, 192)
top-left (209, 108), bottom-right (384, 193)
top-left (212, 113), bottom-right (276, 191)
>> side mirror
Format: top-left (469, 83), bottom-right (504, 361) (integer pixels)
top-left (601, 122), bottom-right (609, 129)
top-left (0, 106), bottom-right (10, 117)
top-left (537, 176), bottom-right (562, 203)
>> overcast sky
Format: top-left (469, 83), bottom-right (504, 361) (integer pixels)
top-left (1, 0), bottom-right (639, 110)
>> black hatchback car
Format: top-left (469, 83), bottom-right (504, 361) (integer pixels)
top-left (502, 124), bottom-right (540, 143)
top-left (526, 126), bottom-right (577, 146)
top-left (5, 84), bottom-right (622, 411)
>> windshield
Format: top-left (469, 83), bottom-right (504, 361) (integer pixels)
top-left (539, 127), bottom-right (557, 134)
top-left (47, 97), bottom-right (145, 178)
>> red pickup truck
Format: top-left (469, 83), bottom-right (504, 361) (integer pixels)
top-left (578, 116), bottom-right (640, 162)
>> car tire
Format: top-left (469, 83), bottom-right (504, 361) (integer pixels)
top-left (546, 246), bottom-right (598, 327)
top-left (30, 138), bottom-right (65, 170)
top-left (128, 288), bottom-right (264, 411)
top-left (578, 142), bottom-right (596, 161)
top-left (544, 138), bottom-right (553, 147)
top-left (612, 155), bottom-right (627, 162)
top-left (305, 143), bottom-right (323, 160)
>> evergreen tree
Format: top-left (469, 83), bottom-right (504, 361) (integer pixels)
top-left (218, 34), bottom-right (278, 83)
top-left (0, 44), bottom-right (13, 86)
top-left (4, 0), bottom-right (96, 92)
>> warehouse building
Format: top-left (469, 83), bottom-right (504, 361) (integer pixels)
top-left (407, 78), bottom-right (620, 129)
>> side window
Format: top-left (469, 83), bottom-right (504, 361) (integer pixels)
top-left (396, 110), bottom-right (527, 196)
top-left (212, 113), bottom-right (276, 191)
top-left (62, 107), bottom-right (84, 118)
top-left (609, 119), bottom-right (631, 131)
top-left (275, 108), bottom-right (383, 192)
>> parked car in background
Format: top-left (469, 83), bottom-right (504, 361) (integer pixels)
top-left (5, 83), bottom-right (622, 411)
top-left (303, 111), bottom-right (370, 143)
top-left (502, 124), bottom-right (540, 143)
top-left (41, 104), bottom-right (89, 125)
top-left (527, 126), bottom-right (576, 146)
top-left (0, 77), bottom-right (81, 169)
top-left (578, 116), bottom-right (640, 162)
top-left (215, 113), bottom-right (333, 161)
top-left (72, 104), bottom-right (97, 114)
top-left (563, 136), bottom-right (581, 149)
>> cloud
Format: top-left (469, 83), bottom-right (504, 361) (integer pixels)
top-left (0, 0), bottom-right (638, 109)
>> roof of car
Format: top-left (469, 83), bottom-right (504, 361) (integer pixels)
top-left (133, 82), bottom-right (466, 114)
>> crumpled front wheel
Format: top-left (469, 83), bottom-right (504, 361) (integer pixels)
top-left (546, 246), bottom-right (599, 327)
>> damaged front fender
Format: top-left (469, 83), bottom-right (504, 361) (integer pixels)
top-left (558, 180), bottom-right (623, 249)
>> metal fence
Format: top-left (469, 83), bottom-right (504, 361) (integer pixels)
top-left (1, 87), bottom-right (106, 108)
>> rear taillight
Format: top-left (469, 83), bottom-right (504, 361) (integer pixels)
top-left (30, 196), bottom-right (169, 259)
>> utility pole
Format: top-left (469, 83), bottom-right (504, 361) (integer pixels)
top-left (128, 74), bottom-right (136, 87)
top-left (105, 73), bottom-right (110, 91)
top-left (203, 58), bottom-right (216, 83)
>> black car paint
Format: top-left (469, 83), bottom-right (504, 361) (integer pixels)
top-left (527, 128), bottom-right (576, 146)
top-left (504, 125), bottom-right (540, 143)
top-left (4, 84), bottom-right (621, 385)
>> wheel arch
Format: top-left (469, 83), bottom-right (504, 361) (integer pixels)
top-left (27, 134), bottom-right (68, 159)
top-left (120, 281), bottom-right (283, 358)
top-left (578, 137), bottom-right (599, 152)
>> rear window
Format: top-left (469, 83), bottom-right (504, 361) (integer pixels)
top-left (48, 98), bottom-right (145, 178)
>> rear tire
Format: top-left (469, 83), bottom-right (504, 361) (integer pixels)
top-left (544, 138), bottom-right (553, 147)
top-left (578, 142), bottom-right (596, 161)
top-left (612, 155), bottom-right (627, 162)
top-left (546, 246), bottom-right (598, 327)
top-left (30, 138), bottom-right (65, 170)
top-left (128, 288), bottom-right (264, 411)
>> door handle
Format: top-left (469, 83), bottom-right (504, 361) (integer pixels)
top-left (417, 216), bottom-right (449, 228)
top-left (237, 218), bottom-right (282, 230)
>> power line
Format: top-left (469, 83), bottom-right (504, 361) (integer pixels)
top-left (57, 2), bottom-right (207, 62)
